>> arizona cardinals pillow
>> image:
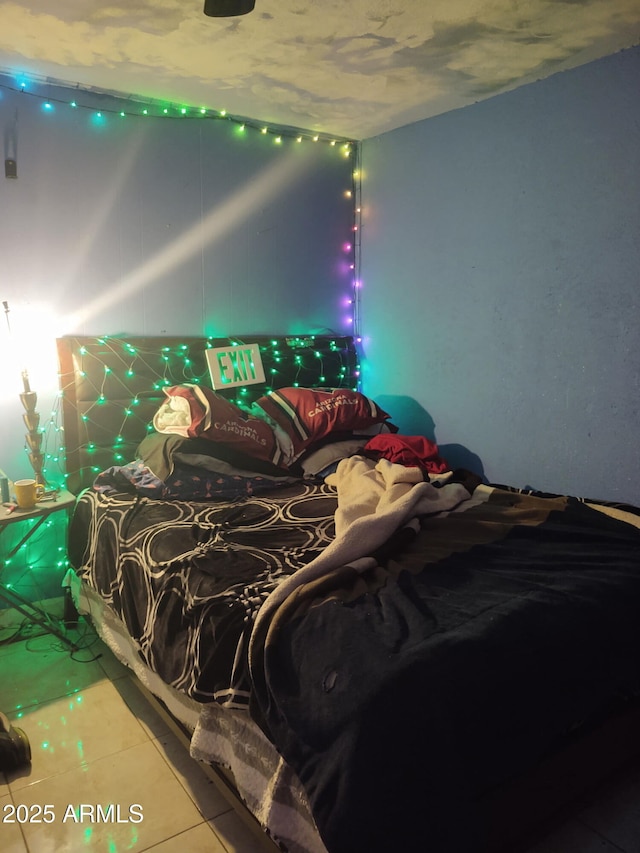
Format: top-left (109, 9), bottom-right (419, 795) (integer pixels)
top-left (255, 387), bottom-right (391, 461)
top-left (153, 384), bottom-right (285, 467)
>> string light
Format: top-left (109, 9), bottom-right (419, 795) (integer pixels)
top-left (6, 333), bottom-right (362, 579)
top-left (51, 336), bottom-right (361, 487)
top-left (0, 76), bottom-right (356, 151)
top-left (0, 492), bottom-right (70, 585)
top-left (1, 74), bottom-right (364, 491)
top-left (349, 146), bottom-right (363, 341)
top-left (2, 72), bottom-right (361, 336)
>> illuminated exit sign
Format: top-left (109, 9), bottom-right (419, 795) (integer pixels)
top-left (206, 343), bottom-right (266, 389)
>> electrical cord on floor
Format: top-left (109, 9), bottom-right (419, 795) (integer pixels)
top-left (0, 613), bottom-right (104, 662)
top-left (0, 620), bottom-right (25, 645)
top-left (25, 618), bottom-right (104, 662)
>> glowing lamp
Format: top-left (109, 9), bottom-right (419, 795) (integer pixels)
top-left (2, 301), bottom-right (63, 485)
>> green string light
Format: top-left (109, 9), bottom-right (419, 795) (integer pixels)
top-left (56, 336), bottom-right (361, 489)
top-left (4, 76), bottom-right (357, 148)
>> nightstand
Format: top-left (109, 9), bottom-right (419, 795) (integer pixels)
top-left (0, 489), bottom-right (78, 650)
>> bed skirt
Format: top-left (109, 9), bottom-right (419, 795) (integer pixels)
top-left (67, 572), bottom-right (327, 853)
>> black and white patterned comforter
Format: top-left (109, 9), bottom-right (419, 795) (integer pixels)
top-left (68, 482), bottom-right (337, 706)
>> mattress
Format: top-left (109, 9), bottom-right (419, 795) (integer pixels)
top-left (67, 453), bottom-right (640, 853)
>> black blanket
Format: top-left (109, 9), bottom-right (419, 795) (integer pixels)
top-left (249, 486), bottom-right (640, 853)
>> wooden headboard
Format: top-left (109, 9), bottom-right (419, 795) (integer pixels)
top-left (56, 334), bottom-right (359, 494)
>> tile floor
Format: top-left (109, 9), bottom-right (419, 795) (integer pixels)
top-left (2, 609), bottom-right (640, 853)
top-left (0, 609), bottom-right (275, 853)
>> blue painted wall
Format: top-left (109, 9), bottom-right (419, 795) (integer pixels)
top-left (0, 75), bottom-right (354, 602)
top-left (361, 47), bottom-right (640, 504)
top-left (0, 75), bottom-right (355, 480)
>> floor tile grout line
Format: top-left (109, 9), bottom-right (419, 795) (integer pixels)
top-left (145, 817), bottom-right (217, 852)
top-left (147, 732), bottom-right (233, 816)
top-left (574, 816), bottom-right (630, 853)
top-left (5, 679), bottom-right (154, 794)
top-left (10, 632), bottom-right (640, 853)
top-left (1, 783), bottom-right (30, 853)
top-left (2, 634), bottom-right (237, 853)
top-left (7, 733), bottom-right (174, 799)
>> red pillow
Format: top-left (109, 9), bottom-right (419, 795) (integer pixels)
top-left (153, 384), bottom-right (284, 467)
top-left (255, 387), bottom-right (391, 460)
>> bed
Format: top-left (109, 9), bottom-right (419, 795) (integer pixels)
top-left (58, 334), bottom-right (640, 853)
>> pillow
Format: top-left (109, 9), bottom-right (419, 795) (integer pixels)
top-left (255, 387), bottom-right (391, 461)
top-left (152, 384), bottom-right (285, 467)
top-left (137, 434), bottom-right (296, 482)
top-left (298, 437), bottom-right (369, 477)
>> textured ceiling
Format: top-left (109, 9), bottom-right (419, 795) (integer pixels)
top-left (0, 0), bottom-right (638, 139)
